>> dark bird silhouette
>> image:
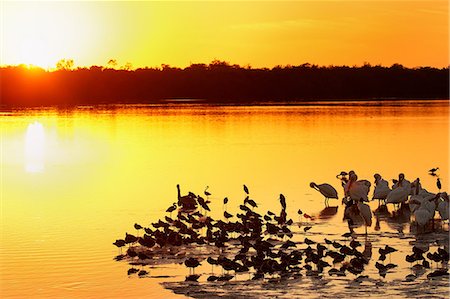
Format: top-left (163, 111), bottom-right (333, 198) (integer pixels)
top-left (197, 196), bottom-right (211, 212)
top-left (138, 270), bottom-right (148, 277)
top-left (134, 223), bottom-right (143, 235)
top-left (176, 184), bottom-right (197, 210)
top-left (166, 203), bottom-right (177, 214)
top-left (310, 182), bottom-right (339, 206)
top-left (204, 186), bottom-right (211, 197)
top-left (244, 198), bottom-right (258, 208)
top-left (243, 184), bottom-right (249, 194)
top-left (127, 268), bottom-right (139, 275)
top-left (437, 178), bottom-right (442, 191)
top-left (303, 226), bottom-right (312, 232)
top-left (224, 211), bottom-right (233, 219)
top-left (280, 194), bottom-right (286, 210)
top-left (113, 239), bottom-right (126, 248)
top-left (429, 167), bottom-right (439, 174)
top-left (125, 233), bottom-right (138, 244)
top-left (185, 257), bottom-right (201, 274)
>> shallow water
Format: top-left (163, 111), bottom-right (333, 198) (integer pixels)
top-left (1, 100), bottom-right (449, 298)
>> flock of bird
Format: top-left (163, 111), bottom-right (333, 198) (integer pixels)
top-left (113, 171), bottom-right (449, 284)
top-left (311, 168), bottom-right (448, 234)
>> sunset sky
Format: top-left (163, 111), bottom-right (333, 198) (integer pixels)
top-left (1, 1), bottom-right (448, 69)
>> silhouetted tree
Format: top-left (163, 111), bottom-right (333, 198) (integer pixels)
top-left (1, 62), bottom-right (448, 106)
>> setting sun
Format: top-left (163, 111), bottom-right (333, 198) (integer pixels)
top-left (2, 1), bottom-right (99, 69)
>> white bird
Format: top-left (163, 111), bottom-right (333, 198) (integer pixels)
top-left (413, 195), bottom-right (437, 228)
top-left (386, 186), bottom-right (409, 206)
top-left (347, 180), bottom-right (371, 202)
top-left (357, 199), bottom-right (372, 235)
top-left (414, 205), bottom-right (433, 227)
top-left (392, 173), bottom-right (411, 191)
top-left (408, 195), bottom-right (424, 213)
top-left (373, 174), bottom-right (391, 203)
top-left (437, 192), bottom-right (449, 221)
top-left (310, 182), bottom-right (338, 206)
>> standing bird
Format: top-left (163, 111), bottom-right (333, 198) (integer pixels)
top-left (372, 174), bottom-right (391, 204)
top-left (344, 172), bottom-right (371, 202)
top-left (134, 223), bottom-right (143, 236)
top-left (113, 239), bottom-right (126, 254)
top-left (177, 184), bottom-right (197, 210)
top-left (204, 186), bottom-right (211, 197)
top-left (223, 197), bottom-right (229, 212)
top-left (310, 182), bottom-right (338, 206)
top-left (386, 174), bottom-right (410, 207)
top-left (166, 203), bottom-right (177, 217)
top-left (280, 194), bottom-right (286, 210)
top-left (243, 184), bottom-right (249, 194)
top-left (436, 178), bottom-right (442, 191)
top-left (185, 257), bottom-right (201, 275)
top-left (336, 171), bottom-right (349, 189)
top-left (437, 192), bottom-right (449, 221)
top-left (357, 199), bottom-right (372, 235)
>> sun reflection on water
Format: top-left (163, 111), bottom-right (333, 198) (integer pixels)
top-left (24, 121), bottom-right (46, 173)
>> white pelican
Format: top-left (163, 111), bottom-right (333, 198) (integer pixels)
top-left (386, 175), bottom-right (409, 206)
top-left (357, 199), bottom-right (373, 235)
top-left (373, 173), bottom-right (391, 203)
top-left (413, 195), bottom-right (437, 228)
top-left (393, 173), bottom-right (411, 191)
top-left (345, 174), bottom-right (371, 202)
top-left (310, 182), bottom-right (338, 206)
top-left (437, 192), bottom-right (449, 221)
top-left (409, 195), bottom-right (424, 213)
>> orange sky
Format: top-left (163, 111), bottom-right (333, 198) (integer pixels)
top-left (1, 1), bottom-right (448, 69)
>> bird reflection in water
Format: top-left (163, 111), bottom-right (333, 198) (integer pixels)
top-left (318, 206), bottom-right (338, 220)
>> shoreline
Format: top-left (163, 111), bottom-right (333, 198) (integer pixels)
top-left (1, 98), bottom-right (449, 110)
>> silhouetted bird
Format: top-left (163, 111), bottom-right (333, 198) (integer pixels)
top-left (204, 186), bottom-right (211, 197)
top-left (304, 238), bottom-right (315, 245)
top-left (437, 178), bottom-right (442, 191)
top-left (310, 182), bottom-right (339, 206)
top-left (244, 198), bottom-right (258, 208)
top-left (125, 233), bottom-right (138, 244)
top-left (280, 194), bottom-right (286, 210)
top-left (243, 184), bottom-right (249, 194)
top-left (128, 268), bottom-right (139, 275)
top-left (429, 167), bottom-right (439, 174)
top-left (224, 211), bottom-right (233, 219)
top-left (166, 203), bottom-right (177, 213)
top-left (185, 257), bottom-right (201, 274)
top-left (113, 239), bottom-right (126, 248)
top-left (177, 184), bottom-right (197, 210)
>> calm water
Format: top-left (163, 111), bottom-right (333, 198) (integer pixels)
top-left (1, 101), bottom-right (449, 298)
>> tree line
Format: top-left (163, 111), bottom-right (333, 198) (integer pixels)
top-left (1, 61), bottom-right (448, 106)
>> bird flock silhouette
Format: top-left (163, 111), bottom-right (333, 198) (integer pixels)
top-left (113, 169), bottom-right (448, 289)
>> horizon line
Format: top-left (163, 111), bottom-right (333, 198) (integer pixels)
top-left (1, 60), bottom-right (449, 72)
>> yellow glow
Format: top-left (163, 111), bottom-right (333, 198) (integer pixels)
top-left (25, 121), bottom-right (45, 172)
top-left (1, 1), bottom-right (448, 68)
top-left (2, 1), bottom-right (99, 69)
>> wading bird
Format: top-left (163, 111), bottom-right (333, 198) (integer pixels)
top-left (310, 182), bottom-right (338, 206)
